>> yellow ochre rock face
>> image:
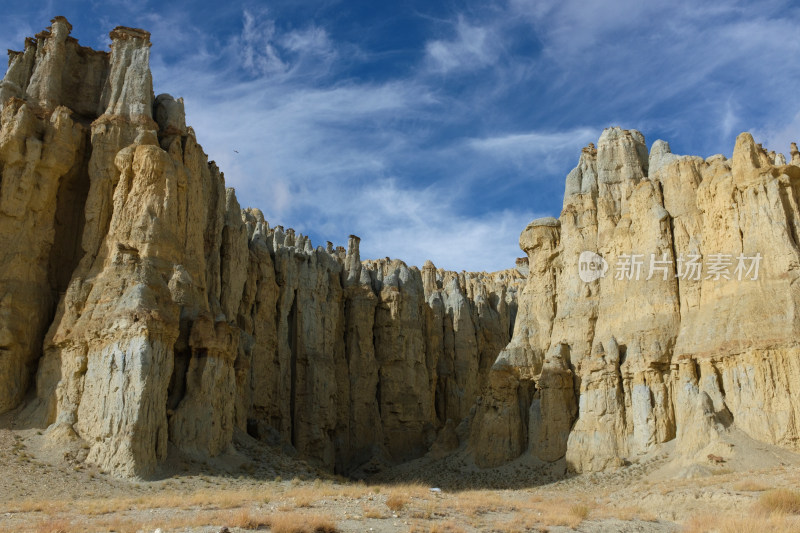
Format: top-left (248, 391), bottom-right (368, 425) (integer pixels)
top-left (0, 18), bottom-right (523, 477)
top-left (471, 126), bottom-right (800, 472)
top-left (2, 17), bottom-right (799, 479)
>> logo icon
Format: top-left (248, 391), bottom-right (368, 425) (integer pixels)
top-left (579, 251), bottom-right (608, 282)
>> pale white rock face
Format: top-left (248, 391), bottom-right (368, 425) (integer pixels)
top-left (100, 27), bottom-right (154, 121)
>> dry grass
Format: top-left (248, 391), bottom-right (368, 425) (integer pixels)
top-left (498, 507), bottom-right (564, 530)
top-left (64, 486), bottom-right (275, 515)
top-left (410, 501), bottom-right (439, 520)
top-left (408, 521), bottom-right (467, 533)
top-left (523, 496), bottom-right (592, 528)
top-left (32, 519), bottom-right (72, 533)
top-left (758, 489), bottom-right (800, 515)
top-left (386, 492), bottom-right (409, 511)
top-left (267, 512), bottom-right (339, 533)
top-left (570, 503), bottom-right (590, 520)
top-left (12, 468), bottom-right (800, 533)
top-left (4, 481), bottom-right (370, 519)
top-left (683, 512), bottom-right (800, 533)
top-left (732, 480), bottom-right (771, 492)
top-left (491, 510), bottom-right (549, 533)
top-left (4, 479), bottom-right (427, 520)
top-left (14, 507), bottom-right (281, 533)
top-left (362, 504), bottom-right (388, 519)
top-left (293, 492), bottom-right (315, 508)
top-left (283, 480), bottom-right (372, 505)
top-left (226, 507), bottom-right (271, 529)
top-left (380, 482), bottom-right (430, 497)
top-left (452, 490), bottom-right (511, 517)
top-left (597, 504), bottom-right (657, 522)
top-left (427, 521), bottom-right (467, 533)
top-left (6, 499), bottom-right (68, 514)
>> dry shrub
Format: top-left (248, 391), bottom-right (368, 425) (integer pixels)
top-left (267, 512), bottom-right (338, 533)
top-left (294, 493), bottom-right (315, 508)
top-left (758, 489), bottom-right (800, 515)
top-left (386, 493), bottom-right (408, 512)
top-left (570, 503), bottom-right (590, 520)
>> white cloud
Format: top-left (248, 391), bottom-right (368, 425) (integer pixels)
top-left (720, 98), bottom-right (738, 142)
top-left (16, 1), bottom-right (793, 273)
top-left (138, 7), bottom-right (598, 272)
top-left (511, 0), bottom-right (657, 60)
top-left (754, 110), bottom-right (800, 160)
top-left (467, 128), bottom-right (599, 176)
top-left (0, 14), bottom-right (37, 55)
top-left (425, 17), bottom-right (501, 73)
top-left (469, 128), bottom-right (597, 155)
top-left (330, 178), bottom-right (540, 271)
top-left (281, 25), bottom-right (333, 56)
top-left (239, 9), bottom-right (287, 76)
top-left (360, 207), bottom-right (540, 272)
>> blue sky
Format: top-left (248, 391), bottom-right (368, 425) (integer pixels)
top-left (2, 1), bottom-right (800, 271)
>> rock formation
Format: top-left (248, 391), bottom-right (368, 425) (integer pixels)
top-left (3, 18), bottom-right (800, 480)
top-left (0, 18), bottom-right (521, 477)
top-left (471, 126), bottom-right (800, 472)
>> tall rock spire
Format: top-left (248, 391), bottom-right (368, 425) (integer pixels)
top-left (100, 26), bottom-right (154, 122)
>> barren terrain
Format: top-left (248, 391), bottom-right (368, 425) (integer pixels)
top-left (2, 411), bottom-right (799, 533)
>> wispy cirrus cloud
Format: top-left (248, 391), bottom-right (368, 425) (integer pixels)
top-left (507, 0), bottom-right (800, 152)
top-left (424, 16), bottom-right (502, 74)
top-left (4, 1), bottom-right (799, 271)
top-left (467, 128), bottom-right (598, 174)
top-left (136, 1), bottom-right (800, 270)
top-left (238, 9), bottom-right (287, 76)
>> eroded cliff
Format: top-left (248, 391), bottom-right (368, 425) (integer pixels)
top-left (3, 18), bottom-right (799, 481)
top-left (0, 18), bottom-right (522, 477)
top-left (471, 127), bottom-right (800, 473)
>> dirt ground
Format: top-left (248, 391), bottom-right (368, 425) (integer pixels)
top-left (2, 410), bottom-right (800, 533)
